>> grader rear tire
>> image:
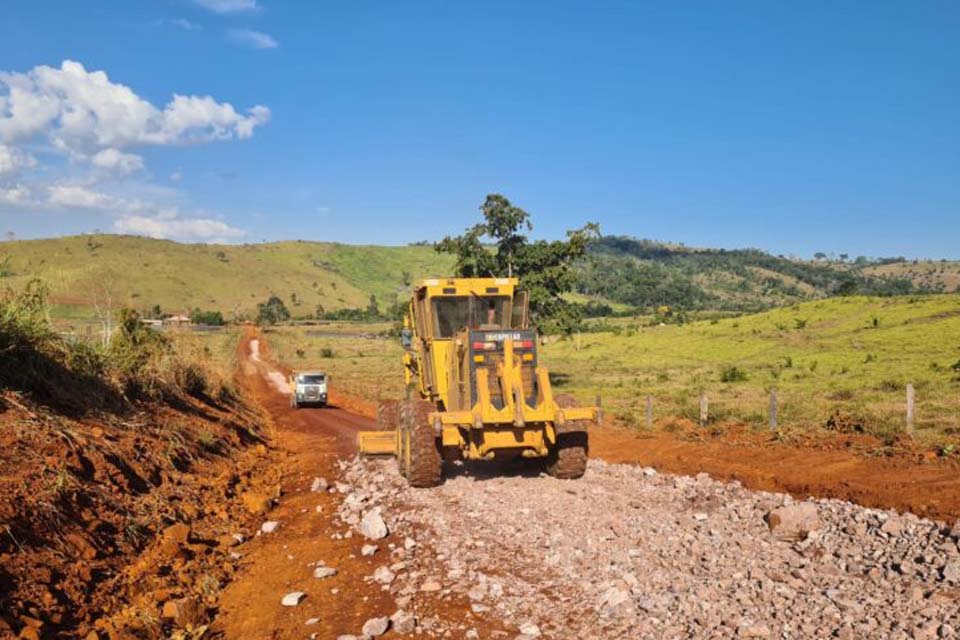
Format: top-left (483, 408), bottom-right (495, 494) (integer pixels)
top-left (402, 400), bottom-right (441, 488)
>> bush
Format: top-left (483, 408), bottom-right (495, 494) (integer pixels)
top-left (719, 366), bottom-right (749, 383)
top-left (320, 347), bottom-right (335, 358)
top-left (190, 308), bottom-right (225, 326)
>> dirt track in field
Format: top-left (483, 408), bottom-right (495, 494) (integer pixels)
top-left (215, 329), bottom-right (960, 639)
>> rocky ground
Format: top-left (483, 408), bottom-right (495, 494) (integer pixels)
top-left (331, 457), bottom-right (960, 640)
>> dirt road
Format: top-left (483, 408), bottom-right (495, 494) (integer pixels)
top-left (218, 331), bottom-right (960, 639)
top-left (216, 333), bottom-right (484, 639)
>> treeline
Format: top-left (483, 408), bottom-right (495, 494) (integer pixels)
top-left (576, 236), bottom-right (925, 313)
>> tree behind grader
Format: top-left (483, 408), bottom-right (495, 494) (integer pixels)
top-left (358, 277), bottom-right (599, 487)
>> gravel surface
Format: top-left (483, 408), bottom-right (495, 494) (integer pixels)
top-left (334, 457), bottom-right (960, 639)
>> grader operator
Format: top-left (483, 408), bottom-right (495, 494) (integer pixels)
top-left (358, 277), bottom-right (598, 487)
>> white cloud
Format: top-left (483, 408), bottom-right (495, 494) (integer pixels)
top-left (90, 148), bottom-right (144, 175)
top-left (0, 60), bottom-right (270, 158)
top-left (194, 0), bottom-right (259, 14)
top-left (114, 213), bottom-right (245, 242)
top-left (0, 184), bottom-right (30, 205)
top-left (48, 185), bottom-right (129, 210)
top-left (0, 60), bottom-right (263, 242)
top-left (0, 143), bottom-right (36, 176)
top-left (228, 29), bottom-right (279, 50)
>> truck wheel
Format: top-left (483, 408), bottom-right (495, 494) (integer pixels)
top-left (546, 431), bottom-right (588, 479)
top-left (403, 400), bottom-right (441, 488)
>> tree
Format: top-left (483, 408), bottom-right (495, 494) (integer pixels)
top-left (436, 193), bottom-right (599, 334)
top-left (813, 252), bottom-right (827, 261)
top-left (367, 294), bottom-right (380, 318)
top-left (256, 295), bottom-right (291, 325)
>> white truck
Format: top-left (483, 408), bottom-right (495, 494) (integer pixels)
top-left (289, 370), bottom-right (329, 408)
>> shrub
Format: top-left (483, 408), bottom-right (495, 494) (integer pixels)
top-left (719, 366), bottom-right (749, 383)
top-left (190, 308), bottom-right (225, 326)
top-left (320, 347), bottom-right (335, 358)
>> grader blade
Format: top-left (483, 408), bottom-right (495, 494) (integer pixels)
top-left (357, 430), bottom-right (396, 457)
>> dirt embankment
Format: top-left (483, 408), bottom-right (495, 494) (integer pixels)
top-left (0, 338), bottom-right (277, 639)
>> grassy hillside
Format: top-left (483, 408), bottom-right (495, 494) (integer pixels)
top-left (861, 260), bottom-right (960, 293)
top-left (579, 236), bottom-right (929, 312)
top-left (268, 294), bottom-right (960, 447)
top-left (0, 235), bottom-right (453, 322)
top-left (0, 234), bottom-right (951, 325)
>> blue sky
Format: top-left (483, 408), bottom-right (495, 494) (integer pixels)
top-left (0, 1), bottom-right (957, 258)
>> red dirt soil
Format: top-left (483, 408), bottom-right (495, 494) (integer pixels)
top-left (0, 363), bottom-right (275, 638)
top-left (590, 424), bottom-right (960, 523)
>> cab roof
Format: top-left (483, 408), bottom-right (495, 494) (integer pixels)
top-left (414, 277), bottom-right (519, 296)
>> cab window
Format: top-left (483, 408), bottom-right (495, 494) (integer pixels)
top-left (297, 374), bottom-right (325, 384)
top-left (432, 296), bottom-right (509, 337)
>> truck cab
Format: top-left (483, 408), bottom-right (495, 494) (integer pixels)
top-left (289, 370), bottom-right (328, 409)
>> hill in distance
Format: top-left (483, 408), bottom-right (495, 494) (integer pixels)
top-left (577, 236), bottom-right (958, 314)
top-left (0, 234), bottom-right (955, 323)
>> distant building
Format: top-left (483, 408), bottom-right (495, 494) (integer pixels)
top-left (142, 318), bottom-right (163, 330)
top-left (164, 314), bottom-right (192, 327)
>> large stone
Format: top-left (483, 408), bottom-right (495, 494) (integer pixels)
top-left (260, 521), bottom-right (280, 534)
top-left (941, 560), bottom-right (960, 583)
top-left (281, 592), bottom-right (306, 606)
top-left (360, 510), bottom-right (389, 540)
top-left (373, 566), bottom-right (395, 585)
top-left (361, 616), bottom-right (390, 637)
top-left (391, 610), bottom-right (416, 635)
top-left (766, 503), bottom-right (820, 541)
top-left (419, 578), bottom-right (442, 592)
top-left (314, 565), bottom-right (338, 579)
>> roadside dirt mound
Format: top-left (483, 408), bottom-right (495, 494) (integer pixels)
top-left (0, 388), bottom-right (276, 639)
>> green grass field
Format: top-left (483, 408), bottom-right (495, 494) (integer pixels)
top-left (265, 295), bottom-right (960, 448)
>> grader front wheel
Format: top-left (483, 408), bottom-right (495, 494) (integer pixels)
top-left (545, 432), bottom-right (588, 479)
top-left (399, 400), bottom-right (441, 488)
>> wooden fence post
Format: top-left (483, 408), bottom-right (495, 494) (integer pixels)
top-left (645, 395), bottom-right (654, 429)
top-left (769, 388), bottom-right (778, 431)
top-left (906, 383), bottom-right (915, 434)
top-left (699, 392), bottom-right (708, 426)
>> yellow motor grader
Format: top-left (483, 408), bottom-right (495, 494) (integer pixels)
top-left (357, 277), bottom-right (599, 487)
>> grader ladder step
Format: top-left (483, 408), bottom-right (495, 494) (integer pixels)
top-left (357, 430), bottom-right (396, 457)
